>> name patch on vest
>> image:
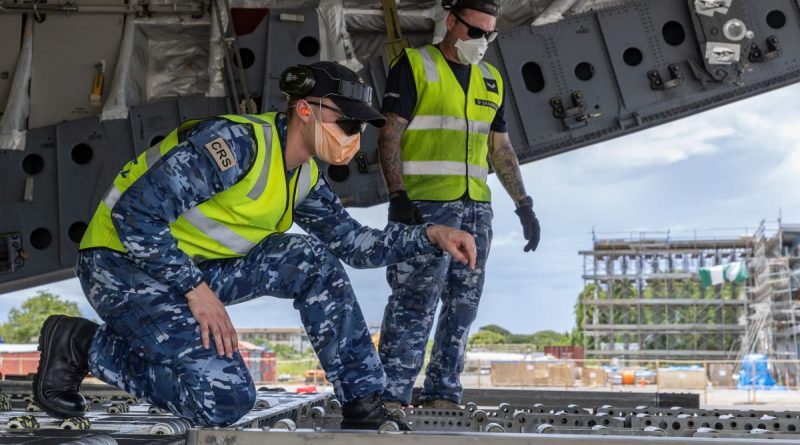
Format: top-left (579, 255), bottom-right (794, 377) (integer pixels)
top-left (475, 99), bottom-right (498, 111)
top-left (204, 137), bottom-right (237, 172)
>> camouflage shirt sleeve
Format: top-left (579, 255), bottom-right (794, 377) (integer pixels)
top-left (294, 174), bottom-right (441, 268)
top-left (110, 119), bottom-right (256, 295)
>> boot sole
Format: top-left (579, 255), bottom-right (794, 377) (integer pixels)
top-left (33, 315), bottom-right (86, 419)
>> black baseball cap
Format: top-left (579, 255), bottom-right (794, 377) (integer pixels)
top-left (307, 61), bottom-right (387, 128)
top-left (452, 0), bottom-right (500, 17)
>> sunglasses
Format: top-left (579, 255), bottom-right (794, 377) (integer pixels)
top-left (453, 14), bottom-right (498, 42)
top-left (312, 102), bottom-right (368, 136)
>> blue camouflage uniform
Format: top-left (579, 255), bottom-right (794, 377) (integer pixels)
top-left (77, 115), bottom-right (440, 427)
top-left (380, 200), bottom-right (492, 404)
top-left (378, 50), bottom-right (502, 405)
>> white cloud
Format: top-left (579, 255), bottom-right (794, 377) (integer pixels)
top-left (559, 82), bottom-right (800, 179)
top-left (581, 122), bottom-right (735, 170)
top-left (490, 231), bottom-right (522, 250)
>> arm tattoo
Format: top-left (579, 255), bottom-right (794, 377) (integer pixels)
top-left (378, 113), bottom-right (409, 194)
top-left (489, 131), bottom-right (528, 203)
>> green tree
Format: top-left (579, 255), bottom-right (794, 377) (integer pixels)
top-left (530, 330), bottom-right (570, 348)
top-left (568, 327), bottom-right (582, 346)
top-left (0, 291), bottom-right (81, 343)
top-left (505, 334), bottom-right (534, 344)
top-left (478, 324), bottom-right (511, 337)
top-left (574, 283), bottom-right (600, 344)
top-left (468, 330), bottom-right (505, 347)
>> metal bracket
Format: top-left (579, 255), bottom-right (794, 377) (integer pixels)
top-left (549, 91), bottom-right (601, 129)
top-left (550, 91), bottom-right (586, 119)
top-left (749, 36), bottom-right (781, 63)
top-left (0, 232), bottom-right (25, 274)
top-left (355, 152), bottom-right (381, 174)
top-left (648, 65), bottom-right (683, 90)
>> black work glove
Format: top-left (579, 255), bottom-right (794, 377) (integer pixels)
top-left (515, 196), bottom-right (540, 253)
top-left (388, 190), bottom-right (424, 225)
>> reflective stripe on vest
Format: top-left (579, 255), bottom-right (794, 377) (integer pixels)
top-left (407, 115), bottom-right (492, 135)
top-left (183, 207), bottom-right (255, 255)
top-left (145, 143), bottom-right (162, 168)
top-left (102, 184), bottom-right (122, 209)
top-left (241, 114), bottom-right (273, 201)
top-left (419, 46), bottom-right (439, 82)
top-left (400, 45), bottom-right (503, 202)
top-left (402, 161), bottom-right (488, 181)
top-left (478, 62), bottom-right (495, 82)
top-left (79, 112), bottom-right (319, 259)
top-left (294, 163), bottom-right (314, 209)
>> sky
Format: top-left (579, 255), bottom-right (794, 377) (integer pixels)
top-left (2, 83), bottom-right (800, 337)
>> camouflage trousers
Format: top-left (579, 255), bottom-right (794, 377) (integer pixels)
top-left (379, 198), bottom-right (492, 404)
top-left (76, 233), bottom-right (384, 427)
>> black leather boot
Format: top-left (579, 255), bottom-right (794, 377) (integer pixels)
top-left (340, 393), bottom-right (412, 431)
top-left (33, 315), bottom-right (98, 418)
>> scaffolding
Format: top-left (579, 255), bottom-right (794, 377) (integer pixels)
top-left (743, 220), bottom-right (800, 384)
top-left (580, 230), bottom-right (752, 362)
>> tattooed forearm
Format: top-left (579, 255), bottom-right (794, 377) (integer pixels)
top-left (489, 131), bottom-right (528, 204)
top-left (378, 113), bottom-right (409, 194)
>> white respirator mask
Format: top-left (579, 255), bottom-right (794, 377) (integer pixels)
top-left (454, 37), bottom-right (489, 65)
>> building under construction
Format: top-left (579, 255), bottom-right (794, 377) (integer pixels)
top-left (580, 221), bottom-right (800, 367)
top-left (580, 231), bottom-right (753, 362)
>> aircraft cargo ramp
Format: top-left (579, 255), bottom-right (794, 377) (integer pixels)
top-left (1, 381), bottom-right (800, 443)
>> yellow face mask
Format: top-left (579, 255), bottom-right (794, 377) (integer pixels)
top-left (311, 108), bottom-right (361, 165)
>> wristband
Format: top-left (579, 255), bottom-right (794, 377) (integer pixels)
top-left (389, 190), bottom-right (407, 200)
top-left (516, 196), bottom-right (533, 208)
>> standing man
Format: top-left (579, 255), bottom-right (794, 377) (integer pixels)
top-left (33, 61), bottom-right (477, 429)
top-left (377, 0), bottom-right (541, 409)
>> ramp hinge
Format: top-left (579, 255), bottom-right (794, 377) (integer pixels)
top-left (550, 91), bottom-right (602, 129)
top-left (749, 36), bottom-right (781, 63)
top-left (550, 91), bottom-right (586, 119)
top-left (648, 64), bottom-right (683, 91)
top-left (355, 152), bottom-right (381, 174)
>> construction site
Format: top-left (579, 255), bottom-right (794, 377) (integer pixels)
top-left (449, 220), bottom-right (800, 406)
top-left (580, 231), bottom-right (749, 362)
top-left (578, 220), bottom-right (800, 374)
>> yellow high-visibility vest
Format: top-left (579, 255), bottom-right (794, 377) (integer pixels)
top-left (401, 45), bottom-right (503, 202)
top-left (80, 112), bottom-right (318, 261)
